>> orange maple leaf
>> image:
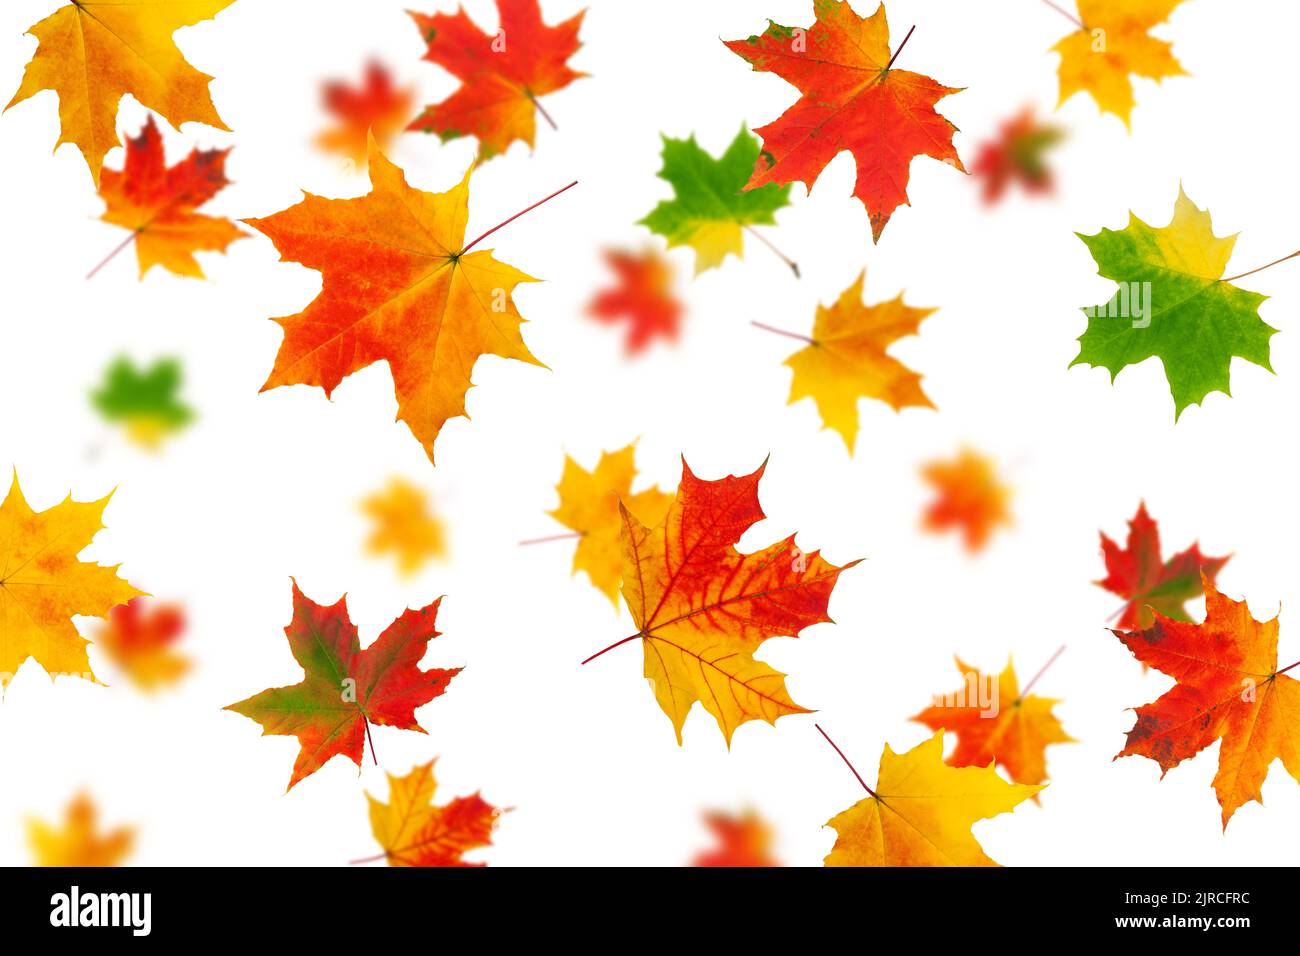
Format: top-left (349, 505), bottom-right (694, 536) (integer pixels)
top-left (913, 655), bottom-right (1073, 788)
top-left (724, 1), bottom-right (964, 241)
top-left (317, 62), bottom-right (416, 167)
top-left (245, 137), bottom-right (574, 464)
top-left (93, 115), bottom-right (242, 279)
top-left (692, 810), bottom-right (780, 867)
top-left (362, 760), bottom-right (501, 867)
top-left (587, 249), bottom-right (683, 353)
top-left (408, 0), bottom-right (585, 159)
top-left (28, 793), bottom-right (133, 867)
top-left (585, 458), bottom-right (859, 744)
top-left (920, 449), bottom-right (1012, 552)
top-left (1114, 577), bottom-right (1300, 828)
top-left (92, 597), bottom-right (190, 691)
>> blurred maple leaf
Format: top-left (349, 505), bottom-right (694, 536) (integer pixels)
top-left (361, 478), bottom-right (446, 576)
top-left (725, 1), bottom-right (963, 241)
top-left (28, 794), bottom-right (133, 867)
top-left (361, 760), bottom-right (501, 867)
top-left (1097, 502), bottom-right (1228, 631)
top-left (226, 582), bottom-right (460, 790)
top-left (408, 0), bottom-right (585, 159)
top-left (692, 810), bottom-right (780, 867)
top-left (6, 0), bottom-right (234, 184)
top-left (91, 355), bottom-right (194, 449)
top-left (1114, 577), bottom-right (1300, 828)
top-left (588, 249), bottom-right (683, 354)
top-left (93, 597), bottom-right (190, 691)
top-left (971, 108), bottom-right (1063, 203)
top-left (317, 62), bottom-right (415, 167)
top-left (92, 116), bottom-right (242, 279)
top-left (920, 449), bottom-right (1012, 552)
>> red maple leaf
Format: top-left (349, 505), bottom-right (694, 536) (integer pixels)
top-left (587, 249), bottom-right (683, 353)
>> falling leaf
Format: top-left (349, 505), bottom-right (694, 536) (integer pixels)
top-left (778, 269), bottom-right (934, 452)
top-left (913, 657), bottom-right (1073, 788)
top-left (245, 137), bottom-right (560, 465)
top-left (692, 810), bottom-right (780, 867)
top-left (92, 597), bottom-right (189, 691)
top-left (594, 458), bottom-right (859, 744)
top-left (1097, 502), bottom-right (1228, 631)
top-left (824, 731), bottom-right (1042, 866)
top-left (361, 478), bottom-right (446, 576)
top-left (317, 61), bottom-right (416, 167)
top-left (1114, 577), bottom-right (1300, 828)
top-left (920, 449), bottom-right (1012, 552)
top-left (29, 793), bottom-right (133, 867)
top-left (94, 115), bottom-right (241, 279)
top-left (6, 0), bottom-right (235, 185)
top-left (91, 355), bottom-right (195, 449)
top-left (724, 1), bottom-right (964, 241)
top-left (971, 107), bottom-right (1063, 203)
top-left (0, 473), bottom-right (143, 687)
top-left (1071, 187), bottom-right (1276, 418)
top-left (639, 127), bottom-right (792, 274)
top-left (546, 445), bottom-right (672, 606)
top-left (225, 581), bottom-right (460, 790)
top-left (365, 760), bottom-right (500, 867)
top-left (1052, 0), bottom-right (1187, 127)
top-left (408, 0), bottom-right (585, 159)
top-left (587, 249), bottom-right (683, 354)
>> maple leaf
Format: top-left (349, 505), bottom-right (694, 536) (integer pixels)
top-left (363, 760), bottom-right (501, 867)
top-left (585, 458), bottom-right (859, 744)
top-left (1051, 0), bottom-right (1187, 127)
top-left (28, 793), bottom-right (133, 867)
top-left (545, 444), bottom-right (672, 606)
top-left (692, 810), bottom-right (780, 867)
top-left (0, 473), bottom-right (143, 687)
top-left (361, 478), bottom-right (446, 577)
top-left (92, 597), bottom-right (189, 691)
top-left (913, 656), bottom-right (1073, 788)
top-left (93, 116), bottom-right (241, 279)
top-left (91, 355), bottom-right (194, 449)
top-left (821, 729), bottom-right (1043, 866)
top-left (1097, 502), bottom-right (1228, 631)
top-left (317, 62), bottom-right (416, 167)
top-left (408, 0), bottom-right (585, 160)
top-left (587, 249), bottom-right (684, 354)
top-left (1071, 187), bottom-right (1276, 419)
top-left (6, 0), bottom-right (234, 185)
top-left (970, 107), bottom-right (1064, 204)
top-left (774, 269), bottom-right (934, 452)
top-left (1114, 577), bottom-right (1300, 828)
top-left (920, 449), bottom-right (1012, 552)
top-left (225, 581), bottom-right (461, 790)
top-left (724, 1), bottom-right (964, 242)
top-left (639, 127), bottom-right (793, 275)
top-left (245, 137), bottom-right (573, 464)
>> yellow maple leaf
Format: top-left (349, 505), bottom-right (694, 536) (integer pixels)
top-left (781, 270), bottom-right (934, 453)
top-left (546, 444), bottom-right (672, 606)
top-left (1052, 0), bottom-right (1187, 127)
top-left (361, 477), bottom-right (446, 576)
top-left (365, 760), bottom-right (501, 867)
top-left (0, 473), bottom-right (144, 687)
top-left (28, 793), bottom-right (134, 867)
top-left (824, 731), bottom-right (1042, 866)
top-left (6, 0), bottom-right (235, 185)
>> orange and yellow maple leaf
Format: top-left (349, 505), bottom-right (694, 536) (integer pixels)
top-left (28, 793), bottom-right (133, 867)
top-left (365, 760), bottom-right (501, 867)
top-left (361, 478), bottom-right (446, 577)
top-left (92, 597), bottom-right (189, 691)
top-left (317, 61), bottom-right (415, 167)
top-left (692, 810), bottom-right (780, 867)
top-left (920, 449), bottom-right (1012, 552)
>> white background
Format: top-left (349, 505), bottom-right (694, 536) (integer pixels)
top-left (1, 0), bottom-right (1298, 867)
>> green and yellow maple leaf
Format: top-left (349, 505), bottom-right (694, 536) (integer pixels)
top-left (91, 356), bottom-right (194, 449)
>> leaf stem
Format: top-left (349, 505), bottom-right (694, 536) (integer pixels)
top-left (1039, 0), bottom-right (1086, 30)
top-left (751, 320), bottom-right (814, 345)
top-left (743, 226), bottom-right (800, 277)
top-left (86, 230), bottom-right (140, 280)
top-left (1222, 249), bottom-right (1300, 284)
top-left (348, 851), bottom-right (388, 865)
top-left (580, 632), bottom-right (643, 666)
top-left (884, 24), bottom-right (916, 71)
top-left (1276, 659), bottom-right (1300, 677)
top-left (519, 531), bottom-right (584, 546)
top-left (1019, 645), bottom-right (1066, 698)
top-left (815, 723), bottom-right (878, 799)
top-left (530, 93), bottom-right (558, 131)
top-left (460, 180), bottom-right (578, 255)
top-left (363, 716), bottom-right (378, 766)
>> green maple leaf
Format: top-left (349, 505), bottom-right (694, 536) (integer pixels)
top-left (639, 126), bottom-right (792, 274)
top-left (91, 356), bottom-right (194, 447)
top-left (1070, 187), bottom-right (1277, 418)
